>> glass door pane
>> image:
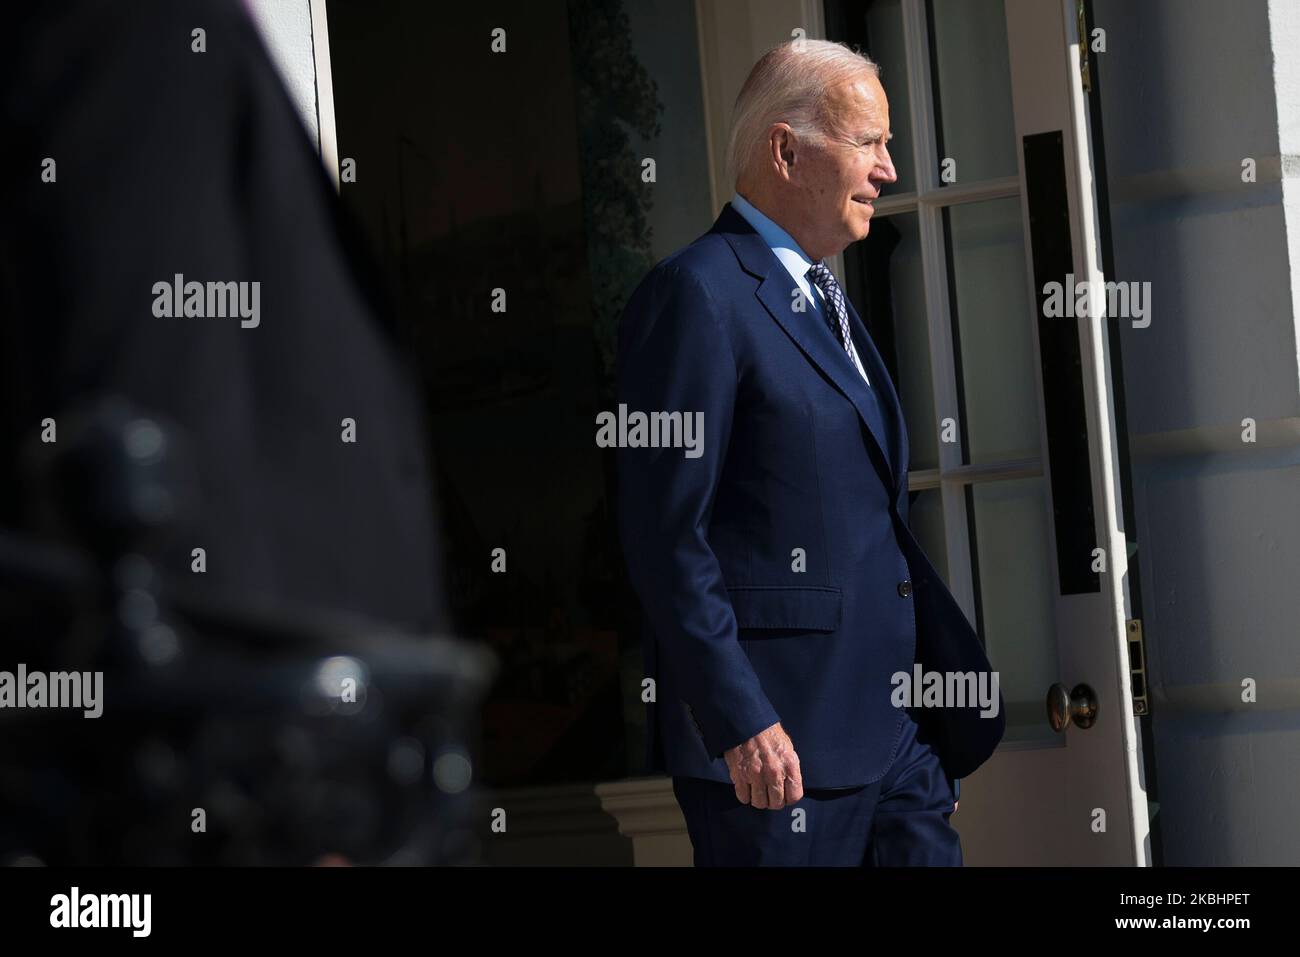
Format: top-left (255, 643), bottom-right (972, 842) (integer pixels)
top-left (861, 211), bottom-right (939, 469)
top-left (944, 197), bottom-right (1041, 464)
top-left (966, 476), bottom-right (1057, 741)
top-left (928, 0), bottom-right (1018, 183)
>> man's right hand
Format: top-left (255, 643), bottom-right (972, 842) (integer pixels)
top-left (724, 721), bottom-right (804, 809)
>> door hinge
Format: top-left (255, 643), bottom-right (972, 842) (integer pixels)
top-left (1127, 619), bottom-right (1149, 716)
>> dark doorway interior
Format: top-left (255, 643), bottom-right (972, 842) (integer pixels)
top-left (327, 0), bottom-right (667, 787)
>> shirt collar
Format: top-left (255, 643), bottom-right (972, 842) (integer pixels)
top-left (730, 192), bottom-right (821, 297)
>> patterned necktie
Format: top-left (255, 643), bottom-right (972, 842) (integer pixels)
top-left (806, 262), bottom-right (854, 356)
top-left (806, 260), bottom-right (893, 470)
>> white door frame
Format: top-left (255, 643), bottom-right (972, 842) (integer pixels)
top-left (1004, 0), bottom-right (1149, 864)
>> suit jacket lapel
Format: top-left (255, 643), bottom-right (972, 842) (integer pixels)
top-left (715, 204), bottom-right (899, 498)
top-left (843, 294), bottom-right (910, 497)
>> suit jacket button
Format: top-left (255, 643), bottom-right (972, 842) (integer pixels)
top-left (897, 580), bottom-right (912, 597)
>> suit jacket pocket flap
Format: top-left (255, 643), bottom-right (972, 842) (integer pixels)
top-left (726, 585), bottom-right (842, 631)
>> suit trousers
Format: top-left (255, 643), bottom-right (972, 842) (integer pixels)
top-left (671, 707), bottom-right (961, 866)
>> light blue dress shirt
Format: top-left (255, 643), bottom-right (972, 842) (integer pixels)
top-left (730, 192), bottom-right (870, 386)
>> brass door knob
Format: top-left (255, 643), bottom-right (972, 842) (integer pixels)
top-left (1047, 682), bottom-right (1098, 731)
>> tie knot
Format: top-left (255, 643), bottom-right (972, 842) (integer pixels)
top-left (806, 261), bottom-right (839, 294)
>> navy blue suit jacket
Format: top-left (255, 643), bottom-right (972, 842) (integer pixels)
top-left (615, 203), bottom-right (1004, 789)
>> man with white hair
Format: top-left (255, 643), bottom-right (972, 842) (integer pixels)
top-left (614, 39), bottom-right (1004, 866)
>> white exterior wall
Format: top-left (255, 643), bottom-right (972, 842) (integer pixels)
top-left (1094, 0), bottom-right (1300, 864)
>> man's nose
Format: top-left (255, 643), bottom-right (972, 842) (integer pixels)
top-left (874, 145), bottom-right (898, 184)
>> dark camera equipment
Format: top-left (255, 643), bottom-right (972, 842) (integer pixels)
top-left (0, 397), bottom-right (496, 865)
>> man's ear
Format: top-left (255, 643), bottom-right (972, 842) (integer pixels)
top-left (770, 125), bottom-right (796, 181)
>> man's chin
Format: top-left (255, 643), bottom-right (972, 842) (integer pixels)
top-left (849, 210), bottom-right (873, 238)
